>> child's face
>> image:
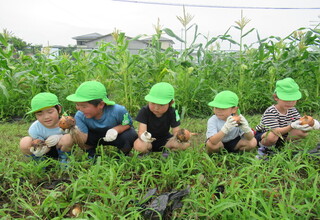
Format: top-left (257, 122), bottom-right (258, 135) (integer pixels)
top-left (76, 102), bottom-right (104, 119)
top-left (148, 102), bottom-right (170, 118)
top-left (35, 107), bottom-right (60, 128)
top-left (213, 107), bottom-right (237, 121)
top-left (275, 98), bottom-right (297, 111)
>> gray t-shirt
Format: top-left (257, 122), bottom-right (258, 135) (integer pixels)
top-left (206, 115), bottom-right (244, 143)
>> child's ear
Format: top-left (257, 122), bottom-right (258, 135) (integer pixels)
top-left (169, 100), bottom-right (175, 107)
top-left (232, 107), bottom-right (238, 114)
top-left (273, 94), bottom-right (278, 101)
top-left (98, 101), bottom-right (105, 109)
top-left (58, 105), bottom-right (62, 114)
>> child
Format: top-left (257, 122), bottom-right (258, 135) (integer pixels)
top-left (133, 82), bottom-right (186, 153)
top-left (255, 77), bottom-right (319, 157)
top-left (66, 81), bottom-right (137, 158)
top-left (206, 90), bottom-right (257, 154)
top-left (20, 92), bottom-right (73, 163)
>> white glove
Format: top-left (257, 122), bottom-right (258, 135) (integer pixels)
top-left (291, 120), bottom-right (312, 131)
top-left (238, 114), bottom-right (252, 133)
top-left (61, 125), bottom-right (78, 134)
top-left (45, 134), bottom-right (63, 147)
top-left (30, 145), bottom-right (50, 157)
top-left (103, 128), bottom-right (118, 142)
top-left (221, 116), bottom-right (238, 134)
top-left (313, 120), bottom-right (320, 130)
top-left (140, 131), bottom-right (156, 143)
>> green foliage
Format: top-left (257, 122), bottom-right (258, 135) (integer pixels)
top-left (0, 17), bottom-right (320, 120)
top-left (0, 119), bottom-right (319, 218)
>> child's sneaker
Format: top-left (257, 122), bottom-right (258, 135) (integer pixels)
top-left (58, 150), bottom-right (71, 169)
top-left (256, 143), bottom-right (274, 160)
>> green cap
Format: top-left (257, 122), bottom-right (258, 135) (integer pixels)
top-left (27, 92), bottom-right (60, 114)
top-left (274, 77), bottom-right (301, 101)
top-left (208, 90), bottom-right (239, 108)
top-left (66, 81), bottom-right (115, 105)
top-left (145, 82), bottom-right (174, 104)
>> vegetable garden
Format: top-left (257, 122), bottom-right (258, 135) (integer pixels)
top-left (0, 12), bottom-right (320, 219)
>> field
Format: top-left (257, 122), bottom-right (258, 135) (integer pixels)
top-left (1, 117), bottom-right (320, 219)
top-left (1, 10), bottom-right (320, 219)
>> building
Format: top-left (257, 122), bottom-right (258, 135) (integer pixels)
top-left (72, 33), bottom-right (175, 54)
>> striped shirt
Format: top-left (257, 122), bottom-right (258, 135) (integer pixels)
top-left (255, 105), bottom-right (301, 133)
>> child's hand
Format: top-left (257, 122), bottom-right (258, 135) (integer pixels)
top-left (30, 145), bottom-right (50, 157)
top-left (140, 131), bottom-right (156, 143)
top-left (45, 134), bottom-right (63, 147)
top-left (221, 116), bottom-right (238, 134)
top-left (313, 120), bottom-right (320, 130)
top-left (291, 120), bottom-right (313, 131)
top-left (239, 115), bottom-right (252, 133)
top-left (103, 128), bottom-right (118, 142)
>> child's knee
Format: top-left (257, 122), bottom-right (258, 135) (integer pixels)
top-left (133, 140), bottom-right (150, 153)
top-left (247, 138), bottom-right (257, 149)
top-left (205, 141), bottom-right (222, 153)
top-left (262, 132), bottom-right (279, 145)
top-left (19, 136), bottom-right (33, 153)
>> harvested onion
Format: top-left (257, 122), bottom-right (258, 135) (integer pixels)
top-left (299, 115), bottom-right (314, 127)
top-left (176, 129), bottom-right (191, 142)
top-left (232, 114), bottom-right (241, 125)
top-left (59, 115), bottom-right (76, 130)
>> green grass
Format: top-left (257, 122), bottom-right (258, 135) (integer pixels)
top-left (0, 117), bottom-right (320, 219)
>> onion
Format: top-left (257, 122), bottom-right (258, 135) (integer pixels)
top-left (69, 203), bottom-right (82, 217)
top-left (232, 114), bottom-right (241, 125)
top-left (176, 129), bottom-right (191, 142)
top-left (59, 116), bottom-right (76, 129)
top-left (299, 115), bottom-right (314, 127)
top-left (31, 139), bottom-right (46, 149)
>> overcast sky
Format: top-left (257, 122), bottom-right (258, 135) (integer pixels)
top-left (1, 0), bottom-right (319, 49)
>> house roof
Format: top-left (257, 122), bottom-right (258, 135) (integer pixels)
top-left (142, 36), bottom-right (175, 44)
top-left (72, 33), bottom-right (103, 40)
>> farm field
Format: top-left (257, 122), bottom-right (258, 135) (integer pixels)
top-left (0, 117), bottom-right (319, 219)
top-left (1, 11), bottom-right (320, 218)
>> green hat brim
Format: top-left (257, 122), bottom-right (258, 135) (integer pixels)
top-left (208, 101), bottom-right (234, 108)
top-left (276, 91), bottom-right (301, 101)
top-left (26, 105), bottom-right (56, 114)
top-left (145, 94), bottom-right (171, 105)
top-left (67, 94), bottom-right (115, 105)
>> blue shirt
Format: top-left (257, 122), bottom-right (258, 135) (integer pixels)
top-left (28, 120), bottom-right (63, 140)
top-left (75, 104), bottom-right (133, 134)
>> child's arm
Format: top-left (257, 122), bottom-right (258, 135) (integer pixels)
top-left (207, 131), bottom-right (226, 145)
top-left (239, 115), bottom-right (254, 140)
top-left (172, 126), bottom-right (180, 136)
top-left (111, 124), bottom-right (130, 134)
top-left (137, 123), bottom-right (156, 143)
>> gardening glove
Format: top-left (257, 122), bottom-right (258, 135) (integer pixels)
top-left (140, 131), bottom-right (156, 143)
top-left (61, 126), bottom-right (79, 134)
top-left (103, 128), bottom-right (118, 142)
top-left (313, 120), bottom-right (320, 130)
top-left (238, 114), bottom-right (252, 133)
top-left (290, 120), bottom-right (312, 131)
top-left (45, 134), bottom-right (63, 147)
top-left (30, 145), bottom-right (50, 157)
top-left (221, 116), bottom-right (238, 134)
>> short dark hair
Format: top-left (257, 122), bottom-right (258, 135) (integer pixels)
top-left (88, 99), bottom-right (103, 107)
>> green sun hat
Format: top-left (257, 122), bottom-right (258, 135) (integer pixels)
top-left (274, 77), bottom-right (301, 101)
top-left (27, 92), bottom-right (60, 114)
top-left (208, 91), bottom-right (239, 108)
top-left (66, 81), bottom-right (115, 105)
top-left (145, 82), bottom-right (174, 105)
